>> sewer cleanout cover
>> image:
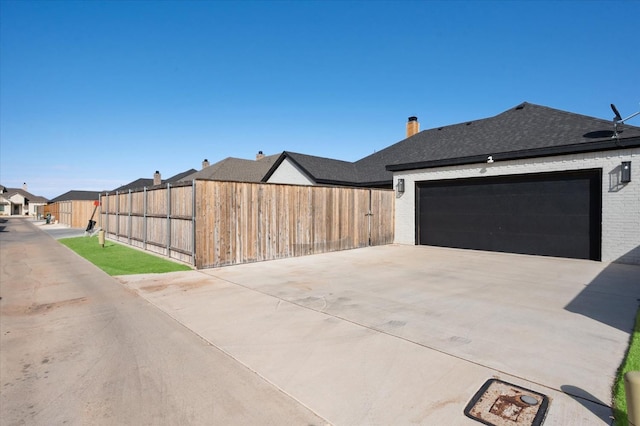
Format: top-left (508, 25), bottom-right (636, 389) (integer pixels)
top-left (464, 379), bottom-right (550, 426)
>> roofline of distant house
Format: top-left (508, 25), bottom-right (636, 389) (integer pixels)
top-left (386, 136), bottom-right (640, 172)
top-left (261, 152), bottom-right (291, 182)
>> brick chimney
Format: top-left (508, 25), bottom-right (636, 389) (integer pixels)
top-left (22, 182), bottom-right (28, 191)
top-left (256, 151), bottom-right (265, 160)
top-left (406, 116), bottom-right (419, 138)
top-left (202, 159), bottom-right (210, 169)
top-left (153, 171), bottom-right (161, 186)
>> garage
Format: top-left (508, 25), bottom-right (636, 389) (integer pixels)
top-left (416, 169), bottom-right (602, 260)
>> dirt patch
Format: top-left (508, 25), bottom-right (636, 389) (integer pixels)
top-left (140, 283), bottom-right (169, 293)
top-left (1, 297), bottom-right (88, 316)
top-left (135, 277), bottom-right (212, 293)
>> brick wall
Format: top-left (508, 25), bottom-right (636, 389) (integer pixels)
top-left (394, 148), bottom-right (640, 265)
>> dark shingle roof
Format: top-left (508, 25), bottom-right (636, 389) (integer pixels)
top-left (383, 102), bottom-right (640, 171)
top-left (183, 155), bottom-right (280, 183)
top-left (50, 190), bottom-right (102, 203)
top-left (263, 152), bottom-right (359, 185)
top-left (111, 169), bottom-right (197, 192)
top-left (266, 102), bottom-right (640, 186)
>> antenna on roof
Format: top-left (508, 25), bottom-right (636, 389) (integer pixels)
top-left (611, 103), bottom-right (640, 140)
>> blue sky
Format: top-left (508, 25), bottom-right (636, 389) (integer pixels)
top-left (1, 0), bottom-right (639, 199)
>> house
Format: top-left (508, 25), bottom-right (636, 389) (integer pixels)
top-left (49, 190), bottom-right (102, 203)
top-left (263, 150), bottom-right (394, 188)
top-left (181, 153), bottom-right (281, 183)
top-left (261, 118), bottom-right (424, 188)
top-left (258, 101), bottom-right (640, 264)
top-left (385, 102), bottom-right (640, 265)
top-left (111, 169), bottom-right (197, 193)
top-left (0, 184), bottom-right (49, 216)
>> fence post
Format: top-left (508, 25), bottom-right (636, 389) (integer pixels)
top-left (115, 191), bottom-right (120, 238)
top-left (626, 371), bottom-right (640, 426)
top-left (367, 189), bottom-right (373, 246)
top-left (192, 180), bottom-right (197, 267)
top-left (143, 187), bottom-right (147, 250)
top-left (128, 189), bottom-right (132, 244)
top-left (104, 193), bottom-right (109, 235)
top-left (166, 183), bottom-right (171, 257)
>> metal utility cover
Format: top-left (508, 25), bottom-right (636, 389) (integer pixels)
top-left (464, 379), bottom-right (550, 426)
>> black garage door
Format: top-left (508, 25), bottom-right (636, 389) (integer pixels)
top-left (416, 170), bottom-right (602, 260)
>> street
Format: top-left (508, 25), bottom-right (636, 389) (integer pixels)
top-left (0, 218), bottom-right (325, 425)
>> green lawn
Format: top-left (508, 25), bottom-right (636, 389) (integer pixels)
top-left (59, 236), bottom-right (193, 276)
top-left (613, 308), bottom-right (640, 426)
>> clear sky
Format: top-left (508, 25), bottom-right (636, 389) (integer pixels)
top-left (1, 0), bottom-right (639, 199)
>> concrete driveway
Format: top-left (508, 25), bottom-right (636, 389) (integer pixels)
top-left (118, 245), bottom-right (640, 425)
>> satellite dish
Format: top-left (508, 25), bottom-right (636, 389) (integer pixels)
top-left (610, 103), bottom-right (640, 140)
top-left (611, 103), bottom-right (623, 122)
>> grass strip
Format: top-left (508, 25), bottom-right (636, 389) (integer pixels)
top-left (59, 236), bottom-right (192, 276)
top-left (613, 308), bottom-right (640, 426)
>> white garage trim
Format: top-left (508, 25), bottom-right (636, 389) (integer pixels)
top-left (393, 148), bottom-right (640, 265)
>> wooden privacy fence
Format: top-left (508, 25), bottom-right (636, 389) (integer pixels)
top-left (100, 180), bottom-right (394, 269)
top-left (42, 201), bottom-right (101, 228)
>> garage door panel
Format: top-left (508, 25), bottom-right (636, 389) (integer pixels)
top-left (417, 170), bottom-right (602, 260)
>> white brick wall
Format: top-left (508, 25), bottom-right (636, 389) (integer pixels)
top-left (394, 148), bottom-right (640, 264)
top-left (267, 157), bottom-right (315, 185)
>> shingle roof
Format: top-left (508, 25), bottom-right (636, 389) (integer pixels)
top-left (265, 103), bottom-right (640, 186)
top-left (50, 190), bottom-right (102, 203)
top-left (263, 152), bottom-right (359, 185)
top-left (271, 102), bottom-right (640, 186)
top-left (1, 187), bottom-right (49, 203)
top-left (111, 169), bottom-right (197, 192)
top-left (183, 155), bottom-right (280, 183)
top-left (383, 102), bottom-right (640, 171)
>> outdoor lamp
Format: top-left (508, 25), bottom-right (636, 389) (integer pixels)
top-left (397, 178), bottom-right (405, 193)
top-left (621, 161), bottom-right (631, 183)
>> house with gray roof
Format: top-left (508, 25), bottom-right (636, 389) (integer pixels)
top-left (50, 190), bottom-right (102, 203)
top-left (111, 168), bottom-right (197, 193)
top-left (0, 184), bottom-right (49, 216)
top-left (388, 102), bottom-right (640, 265)
top-left (259, 101), bottom-right (640, 264)
top-left (263, 152), bottom-right (361, 187)
top-left (182, 152), bottom-right (280, 183)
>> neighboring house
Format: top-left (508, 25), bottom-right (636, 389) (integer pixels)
top-left (263, 150), bottom-right (397, 188)
top-left (111, 169), bottom-right (197, 192)
top-left (182, 153), bottom-right (280, 183)
top-left (0, 184), bottom-right (49, 216)
top-left (263, 152), bottom-right (361, 186)
top-left (262, 119), bottom-right (422, 188)
top-left (49, 190), bottom-right (102, 203)
top-left (385, 102), bottom-right (640, 264)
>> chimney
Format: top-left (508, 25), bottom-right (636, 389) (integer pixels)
top-left (153, 171), bottom-right (161, 186)
top-left (407, 116), bottom-right (419, 138)
top-left (256, 150), bottom-right (265, 160)
top-left (202, 159), bottom-right (210, 169)
top-left (22, 182), bottom-right (28, 191)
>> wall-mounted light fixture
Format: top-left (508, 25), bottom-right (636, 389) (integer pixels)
top-left (397, 178), bottom-right (405, 194)
top-left (487, 156), bottom-right (494, 164)
top-left (621, 161), bottom-right (631, 183)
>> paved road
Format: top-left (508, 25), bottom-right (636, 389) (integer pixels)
top-left (0, 218), bottom-right (326, 425)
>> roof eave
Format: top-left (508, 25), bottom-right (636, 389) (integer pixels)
top-left (386, 136), bottom-right (640, 172)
